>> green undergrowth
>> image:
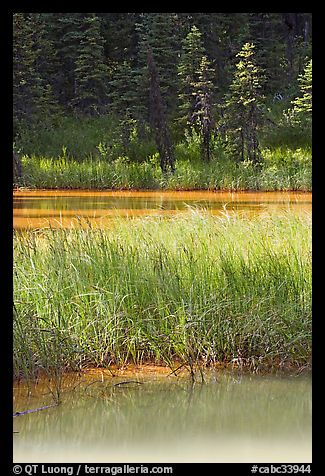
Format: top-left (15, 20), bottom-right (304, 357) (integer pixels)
top-left (18, 146), bottom-right (311, 191)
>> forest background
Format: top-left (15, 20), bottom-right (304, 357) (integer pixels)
top-left (13, 12), bottom-right (312, 190)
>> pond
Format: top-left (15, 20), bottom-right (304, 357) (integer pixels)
top-left (13, 190), bottom-right (312, 463)
top-left (13, 190), bottom-right (312, 229)
top-left (13, 369), bottom-right (311, 463)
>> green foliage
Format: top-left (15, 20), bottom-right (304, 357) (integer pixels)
top-left (135, 13), bottom-right (181, 121)
top-left (108, 61), bottom-right (138, 118)
top-left (72, 14), bottom-right (110, 114)
top-left (13, 13), bottom-right (312, 184)
top-left (290, 59), bottom-right (312, 126)
top-left (223, 43), bottom-right (265, 163)
top-left (50, 13), bottom-right (85, 106)
top-left (177, 26), bottom-right (216, 161)
top-left (14, 212), bottom-right (311, 375)
top-left (178, 25), bottom-right (207, 127)
top-left (147, 47), bottom-right (175, 173)
top-left (260, 59), bottom-right (312, 149)
top-left (13, 13), bottom-right (312, 133)
top-left (15, 115), bottom-right (120, 159)
top-left (13, 13), bottom-right (59, 131)
top-left (19, 144), bottom-right (311, 192)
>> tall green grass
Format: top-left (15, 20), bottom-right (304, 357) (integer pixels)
top-left (19, 148), bottom-right (311, 191)
top-left (13, 211), bottom-right (311, 379)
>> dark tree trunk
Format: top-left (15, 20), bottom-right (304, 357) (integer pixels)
top-left (283, 13), bottom-right (298, 81)
top-left (194, 91), bottom-right (213, 163)
top-left (202, 94), bottom-right (212, 163)
top-left (246, 107), bottom-right (260, 164)
top-left (147, 47), bottom-right (175, 174)
top-left (202, 130), bottom-right (211, 162)
top-left (240, 128), bottom-right (245, 162)
top-left (13, 152), bottom-right (22, 184)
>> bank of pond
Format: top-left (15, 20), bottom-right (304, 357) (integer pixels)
top-left (15, 149), bottom-right (311, 192)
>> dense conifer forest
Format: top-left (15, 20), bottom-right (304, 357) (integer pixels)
top-left (13, 12), bottom-right (312, 190)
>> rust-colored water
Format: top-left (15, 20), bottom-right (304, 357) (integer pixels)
top-left (13, 190), bottom-right (312, 229)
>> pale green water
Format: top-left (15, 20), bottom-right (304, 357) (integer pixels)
top-left (13, 371), bottom-right (312, 463)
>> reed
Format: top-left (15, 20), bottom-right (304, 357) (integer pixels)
top-left (13, 211), bottom-right (311, 379)
top-left (18, 148), bottom-right (311, 192)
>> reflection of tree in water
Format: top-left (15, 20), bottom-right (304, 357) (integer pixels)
top-left (13, 193), bottom-right (312, 224)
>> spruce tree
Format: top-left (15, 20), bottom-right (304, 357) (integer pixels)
top-left (177, 25), bottom-right (206, 128)
top-left (178, 26), bottom-right (216, 161)
top-left (108, 60), bottom-right (139, 152)
top-left (146, 13), bottom-right (180, 115)
top-left (134, 13), bottom-right (180, 125)
top-left (191, 55), bottom-right (215, 162)
top-left (13, 13), bottom-right (40, 127)
top-left (13, 13), bottom-right (58, 132)
top-left (50, 13), bottom-right (84, 107)
top-left (248, 13), bottom-right (287, 95)
top-left (99, 13), bottom-right (139, 64)
top-left (291, 59), bottom-right (312, 125)
top-left (72, 14), bottom-right (110, 114)
top-left (223, 43), bottom-right (265, 163)
top-left (108, 60), bottom-right (138, 116)
top-left (31, 13), bottom-right (60, 118)
top-left (147, 47), bottom-right (175, 174)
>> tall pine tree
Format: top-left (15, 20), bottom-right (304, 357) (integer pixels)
top-left (192, 55), bottom-right (215, 162)
top-left (223, 43), bottom-right (265, 163)
top-left (72, 14), bottom-right (110, 114)
top-left (50, 13), bottom-right (84, 107)
top-left (135, 13), bottom-right (180, 124)
top-left (289, 58), bottom-right (312, 128)
top-left (147, 47), bottom-right (175, 174)
top-left (13, 13), bottom-right (59, 132)
top-left (178, 25), bottom-right (206, 128)
top-left (13, 13), bottom-right (41, 128)
top-left (178, 25), bottom-right (216, 160)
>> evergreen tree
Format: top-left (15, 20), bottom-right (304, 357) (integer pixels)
top-left (108, 60), bottom-right (139, 152)
top-left (108, 60), bottom-right (138, 115)
top-left (13, 13), bottom-right (58, 132)
top-left (31, 13), bottom-right (60, 117)
top-left (290, 59), bottom-right (312, 126)
top-left (223, 43), bottom-right (265, 163)
top-left (282, 13), bottom-right (312, 89)
top-left (50, 13), bottom-right (84, 107)
top-left (178, 26), bottom-right (216, 160)
top-left (13, 12), bottom-right (312, 162)
top-left (72, 14), bottom-right (110, 114)
top-left (13, 13), bottom-right (40, 127)
top-left (212, 13), bottom-right (250, 93)
top-left (191, 55), bottom-right (215, 162)
top-left (146, 13), bottom-right (180, 114)
top-left (147, 47), bottom-right (175, 174)
top-left (99, 13), bottom-right (139, 64)
top-left (248, 13), bottom-right (287, 95)
top-left (13, 152), bottom-right (22, 184)
top-left (178, 25), bottom-right (206, 128)
top-left (134, 13), bottom-right (180, 125)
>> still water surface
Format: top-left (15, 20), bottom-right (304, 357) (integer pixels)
top-left (13, 370), bottom-right (311, 463)
top-left (13, 190), bottom-right (312, 229)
